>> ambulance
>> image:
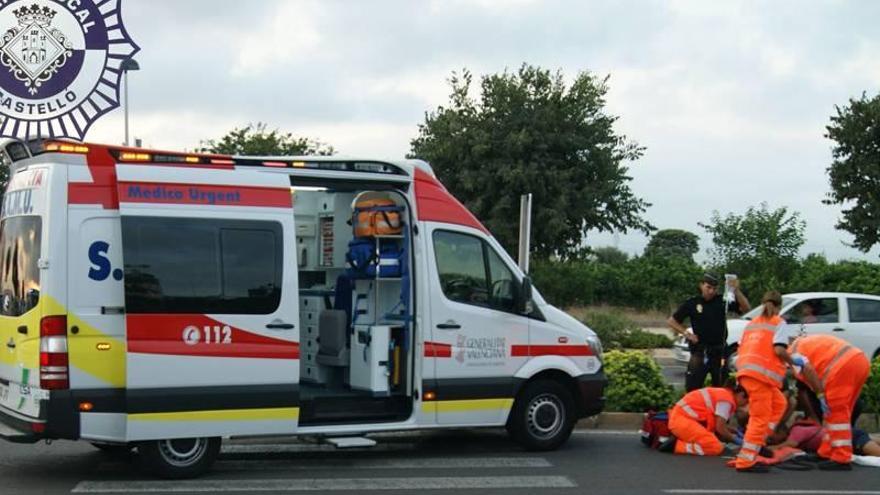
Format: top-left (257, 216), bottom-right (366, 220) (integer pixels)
top-left (0, 139), bottom-right (605, 478)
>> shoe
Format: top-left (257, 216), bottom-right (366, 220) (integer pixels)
top-left (737, 464), bottom-right (771, 473)
top-left (817, 460), bottom-right (852, 471)
top-left (658, 437), bottom-right (677, 453)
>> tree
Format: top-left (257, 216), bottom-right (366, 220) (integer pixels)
top-left (700, 203), bottom-right (806, 299)
top-left (409, 65), bottom-right (652, 258)
top-left (644, 229), bottom-right (700, 261)
top-left (591, 246), bottom-right (629, 265)
top-left (199, 122), bottom-right (334, 156)
top-left (825, 92), bottom-right (880, 252)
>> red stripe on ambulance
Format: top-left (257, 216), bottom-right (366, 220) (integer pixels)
top-left (69, 146), bottom-right (119, 208)
top-left (510, 344), bottom-right (594, 357)
top-left (414, 168), bottom-right (487, 233)
top-left (127, 314), bottom-right (299, 359)
top-left (118, 181), bottom-right (292, 208)
top-left (424, 341), bottom-right (452, 358)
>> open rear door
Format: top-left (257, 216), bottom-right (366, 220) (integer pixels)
top-left (115, 163), bottom-right (300, 441)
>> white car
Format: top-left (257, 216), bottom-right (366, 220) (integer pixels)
top-left (673, 292), bottom-right (880, 364)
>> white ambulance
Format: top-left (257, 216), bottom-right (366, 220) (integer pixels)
top-left (0, 139), bottom-right (605, 478)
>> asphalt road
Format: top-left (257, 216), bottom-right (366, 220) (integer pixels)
top-left (1, 429), bottom-right (878, 495)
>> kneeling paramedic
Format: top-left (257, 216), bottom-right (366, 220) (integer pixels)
top-left (786, 334), bottom-right (871, 470)
top-left (735, 291), bottom-right (792, 473)
top-left (666, 385), bottom-right (748, 456)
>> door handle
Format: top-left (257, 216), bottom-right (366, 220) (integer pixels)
top-left (6, 340), bottom-right (14, 349)
top-left (17, 325), bottom-right (27, 335)
top-left (832, 327), bottom-right (845, 332)
top-left (266, 321), bottom-right (295, 330)
top-left (436, 321), bottom-right (461, 330)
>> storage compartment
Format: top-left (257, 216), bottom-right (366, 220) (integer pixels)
top-left (350, 325), bottom-right (394, 395)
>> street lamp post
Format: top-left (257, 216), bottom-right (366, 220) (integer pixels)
top-left (120, 57), bottom-right (140, 146)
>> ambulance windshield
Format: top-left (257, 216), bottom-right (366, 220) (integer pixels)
top-left (0, 216), bottom-right (41, 316)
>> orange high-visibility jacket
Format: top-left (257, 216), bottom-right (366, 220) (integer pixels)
top-left (737, 314), bottom-right (787, 387)
top-left (790, 334), bottom-right (862, 387)
top-left (673, 387), bottom-right (735, 432)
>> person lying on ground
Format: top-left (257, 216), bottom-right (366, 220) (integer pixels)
top-left (767, 421), bottom-right (880, 457)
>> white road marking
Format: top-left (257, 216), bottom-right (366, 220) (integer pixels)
top-left (221, 443), bottom-right (416, 454)
top-left (95, 456), bottom-right (552, 473)
top-left (665, 492), bottom-right (880, 495)
top-left (72, 475), bottom-right (576, 493)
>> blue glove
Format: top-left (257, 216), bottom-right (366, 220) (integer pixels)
top-left (818, 395), bottom-right (830, 415)
top-left (732, 431), bottom-right (744, 446)
top-left (791, 356), bottom-right (805, 368)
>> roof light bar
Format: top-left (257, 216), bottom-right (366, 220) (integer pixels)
top-left (263, 161), bottom-right (288, 168)
top-left (120, 152), bottom-right (151, 161)
top-left (45, 143), bottom-right (90, 154)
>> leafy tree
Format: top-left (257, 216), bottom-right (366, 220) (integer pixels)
top-left (409, 65), bottom-right (652, 258)
top-left (199, 122), bottom-right (334, 156)
top-left (825, 92), bottom-right (880, 252)
top-left (644, 229), bottom-right (700, 261)
top-left (700, 203), bottom-right (805, 300)
top-left (591, 246), bottom-right (629, 265)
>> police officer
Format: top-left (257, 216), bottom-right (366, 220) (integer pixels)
top-left (668, 273), bottom-right (750, 391)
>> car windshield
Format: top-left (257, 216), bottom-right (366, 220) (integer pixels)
top-left (741, 296), bottom-right (796, 320)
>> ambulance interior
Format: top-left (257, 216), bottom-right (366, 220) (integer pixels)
top-left (291, 183), bottom-right (414, 425)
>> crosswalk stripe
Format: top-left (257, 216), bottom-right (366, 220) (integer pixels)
top-left (221, 443), bottom-right (416, 454)
top-left (72, 475), bottom-right (577, 493)
top-left (95, 456), bottom-right (552, 473)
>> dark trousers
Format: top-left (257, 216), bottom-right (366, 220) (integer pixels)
top-left (685, 344), bottom-right (726, 392)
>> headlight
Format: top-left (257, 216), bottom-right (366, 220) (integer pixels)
top-left (586, 334), bottom-right (603, 358)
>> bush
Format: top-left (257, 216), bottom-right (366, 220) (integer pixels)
top-left (865, 356), bottom-right (880, 415)
top-left (582, 309), bottom-right (672, 350)
top-left (603, 350), bottom-right (676, 412)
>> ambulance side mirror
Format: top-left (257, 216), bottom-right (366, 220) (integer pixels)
top-left (519, 277), bottom-right (534, 314)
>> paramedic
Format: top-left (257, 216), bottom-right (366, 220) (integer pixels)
top-left (668, 273), bottom-right (750, 391)
top-left (662, 384), bottom-right (748, 456)
top-left (785, 334), bottom-right (871, 470)
top-left (734, 291), bottom-right (790, 473)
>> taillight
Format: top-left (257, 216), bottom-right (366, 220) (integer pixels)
top-left (40, 316), bottom-right (68, 390)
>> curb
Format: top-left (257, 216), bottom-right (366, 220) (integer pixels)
top-left (576, 412), bottom-right (642, 431)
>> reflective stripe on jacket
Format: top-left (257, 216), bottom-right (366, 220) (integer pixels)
top-left (736, 314), bottom-right (786, 387)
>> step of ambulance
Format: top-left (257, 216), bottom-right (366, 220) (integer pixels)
top-left (298, 395), bottom-right (410, 425)
top-left (324, 436), bottom-right (378, 449)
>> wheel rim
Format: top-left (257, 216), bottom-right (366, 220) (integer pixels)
top-left (157, 438), bottom-right (208, 468)
top-left (526, 393), bottom-right (565, 440)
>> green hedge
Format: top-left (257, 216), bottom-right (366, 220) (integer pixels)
top-left (582, 310), bottom-right (672, 350)
top-left (603, 350), bottom-right (676, 412)
top-left (865, 357), bottom-right (880, 414)
top-left (532, 253), bottom-right (880, 312)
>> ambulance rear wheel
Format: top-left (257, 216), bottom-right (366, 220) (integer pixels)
top-left (508, 379), bottom-right (575, 451)
top-left (138, 437), bottom-right (221, 479)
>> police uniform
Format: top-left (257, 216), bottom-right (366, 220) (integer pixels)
top-left (673, 294), bottom-right (740, 391)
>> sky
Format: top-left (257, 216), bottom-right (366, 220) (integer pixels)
top-left (85, 0), bottom-right (880, 261)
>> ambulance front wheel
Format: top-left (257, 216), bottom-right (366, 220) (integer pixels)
top-left (138, 437), bottom-right (221, 479)
top-left (508, 379), bottom-right (575, 451)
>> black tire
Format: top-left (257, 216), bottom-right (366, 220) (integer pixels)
top-left (90, 442), bottom-right (133, 455)
top-left (507, 379), bottom-right (575, 451)
top-left (138, 437), bottom-right (221, 479)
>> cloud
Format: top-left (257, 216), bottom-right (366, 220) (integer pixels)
top-left (228, 1), bottom-right (325, 77)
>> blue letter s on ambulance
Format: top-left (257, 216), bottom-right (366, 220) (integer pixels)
top-left (88, 241), bottom-right (123, 281)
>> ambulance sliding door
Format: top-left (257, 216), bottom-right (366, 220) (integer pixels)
top-left (115, 164), bottom-right (300, 441)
